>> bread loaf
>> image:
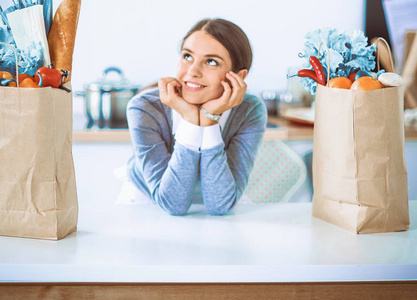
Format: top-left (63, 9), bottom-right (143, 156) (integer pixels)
top-left (47, 0), bottom-right (81, 83)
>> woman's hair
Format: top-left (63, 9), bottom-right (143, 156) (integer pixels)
top-left (140, 18), bottom-right (252, 92)
top-left (181, 18), bottom-right (253, 73)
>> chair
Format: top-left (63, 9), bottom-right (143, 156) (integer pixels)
top-left (244, 139), bottom-right (307, 203)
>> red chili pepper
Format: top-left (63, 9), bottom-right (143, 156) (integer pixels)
top-left (309, 56), bottom-right (326, 85)
top-left (35, 67), bottom-right (62, 88)
top-left (297, 69), bottom-right (319, 82)
top-left (348, 72), bottom-right (357, 82)
top-left (287, 69), bottom-right (319, 83)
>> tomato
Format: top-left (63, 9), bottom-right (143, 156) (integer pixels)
top-left (35, 67), bottom-right (62, 88)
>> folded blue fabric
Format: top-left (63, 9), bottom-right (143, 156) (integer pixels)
top-left (0, 0), bottom-right (52, 76)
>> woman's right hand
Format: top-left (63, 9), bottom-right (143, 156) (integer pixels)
top-left (158, 77), bottom-right (199, 125)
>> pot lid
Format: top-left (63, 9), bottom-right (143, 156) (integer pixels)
top-left (85, 67), bottom-right (140, 92)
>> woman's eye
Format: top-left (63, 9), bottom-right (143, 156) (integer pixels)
top-left (207, 59), bottom-right (217, 66)
top-left (183, 54), bottom-right (192, 61)
top-left (207, 59), bottom-right (218, 66)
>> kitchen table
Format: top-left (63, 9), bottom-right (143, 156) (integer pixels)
top-left (1, 201), bottom-right (416, 299)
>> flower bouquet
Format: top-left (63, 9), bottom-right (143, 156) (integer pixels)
top-left (289, 28), bottom-right (403, 95)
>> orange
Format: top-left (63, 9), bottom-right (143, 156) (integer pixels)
top-left (350, 76), bottom-right (382, 91)
top-left (328, 77), bottom-right (352, 89)
top-left (1, 71), bottom-right (13, 79)
top-left (1, 71), bottom-right (17, 87)
top-left (20, 78), bottom-right (40, 88)
top-left (7, 81), bottom-right (17, 87)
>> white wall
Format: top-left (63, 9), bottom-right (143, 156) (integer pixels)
top-left (54, 0), bottom-right (364, 114)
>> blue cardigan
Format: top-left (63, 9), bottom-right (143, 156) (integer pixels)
top-left (127, 88), bottom-right (267, 215)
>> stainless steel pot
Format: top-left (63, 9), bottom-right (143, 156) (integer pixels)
top-left (76, 67), bottom-right (140, 129)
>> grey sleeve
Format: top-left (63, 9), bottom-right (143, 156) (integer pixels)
top-left (127, 100), bottom-right (200, 215)
top-left (200, 99), bottom-right (267, 215)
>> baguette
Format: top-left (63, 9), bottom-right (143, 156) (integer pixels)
top-left (47, 0), bottom-right (81, 83)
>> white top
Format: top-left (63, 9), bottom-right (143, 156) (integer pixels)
top-left (172, 108), bottom-right (231, 151)
top-left (1, 201), bottom-right (416, 283)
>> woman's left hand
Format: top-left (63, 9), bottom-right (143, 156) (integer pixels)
top-left (201, 71), bottom-right (247, 118)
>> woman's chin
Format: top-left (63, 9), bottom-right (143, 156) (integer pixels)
top-left (182, 95), bottom-right (206, 105)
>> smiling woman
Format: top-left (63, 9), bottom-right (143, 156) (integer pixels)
top-left (126, 18), bottom-right (267, 215)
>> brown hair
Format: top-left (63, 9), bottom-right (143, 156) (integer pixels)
top-left (181, 18), bottom-right (253, 73)
top-left (140, 19), bottom-right (252, 92)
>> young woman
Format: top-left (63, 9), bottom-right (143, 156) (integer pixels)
top-left (127, 18), bottom-right (267, 215)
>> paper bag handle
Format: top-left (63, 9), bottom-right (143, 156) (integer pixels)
top-left (375, 37), bottom-right (395, 73)
top-left (317, 42), bottom-right (331, 87)
top-left (0, 42), bottom-right (19, 88)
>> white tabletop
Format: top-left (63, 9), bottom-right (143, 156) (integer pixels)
top-left (1, 202), bottom-right (416, 283)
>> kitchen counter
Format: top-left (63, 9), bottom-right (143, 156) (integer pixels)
top-left (1, 202), bottom-right (416, 283)
top-left (1, 118), bottom-right (416, 298)
top-left (71, 114), bottom-right (318, 142)
top-left (72, 114), bottom-right (417, 143)
top-left (1, 202), bottom-right (416, 298)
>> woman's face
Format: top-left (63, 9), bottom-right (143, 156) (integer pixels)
top-left (177, 30), bottom-right (232, 104)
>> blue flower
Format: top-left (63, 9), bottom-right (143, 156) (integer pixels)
top-left (0, 41), bottom-right (44, 76)
top-left (298, 28), bottom-right (377, 94)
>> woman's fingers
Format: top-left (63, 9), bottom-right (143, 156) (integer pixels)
top-left (159, 78), bottom-right (181, 100)
top-left (225, 74), bottom-right (239, 101)
top-left (221, 80), bottom-right (232, 98)
top-left (158, 77), bottom-right (198, 124)
top-left (167, 80), bottom-right (180, 97)
top-left (226, 71), bottom-right (242, 89)
top-left (225, 71), bottom-right (246, 106)
top-left (213, 80), bottom-right (232, 109)
top-left (158, 77), bottom-right (178, 95)
top-left (226, 72), bottom-right (246, 98)
top-left (228, 71), bottom-right (247, 88)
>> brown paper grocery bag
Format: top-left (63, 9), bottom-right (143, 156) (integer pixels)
top-left (312, 84), bottom-right (409, 234)
top-left (0, 83), bottom-right (78, 240)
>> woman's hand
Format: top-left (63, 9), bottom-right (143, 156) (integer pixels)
top-left (200, 71), bottom-right (247, 126)
top-left (158, 77), bottom-right (199, 125)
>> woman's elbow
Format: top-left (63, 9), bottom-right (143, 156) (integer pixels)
top-left (207, 208), bottom-right (230, 216)
top-left (206, 201), bottom-right (235, 216)
top-left (166, 206), bottom-right (189, 216)
top-left (204, 191), bottom-right (239, 215)
top-left (157, 200), bottom-right (191, 216)
top-left (153, 190), bottom-right (192, 216)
